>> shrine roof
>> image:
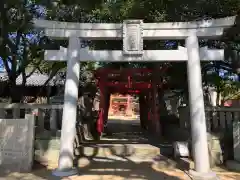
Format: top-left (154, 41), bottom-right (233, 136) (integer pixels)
top-left (0, 72), bottom-right (64, 86)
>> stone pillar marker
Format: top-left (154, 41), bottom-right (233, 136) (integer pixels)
top-left (37, 108), bottom-right (45, 131)
top-left (186, 34), bottom-right (217, 179)
top-left (50, 108), bottom-right (58, 131)
top-left (52, 37), bottom-right (81, 176)
top-left (0, 108), bottom-right (5, 118)
top-left (233, 119), bottom-right (240, 161)
top-left (13, 108), bottom-right (20, 118)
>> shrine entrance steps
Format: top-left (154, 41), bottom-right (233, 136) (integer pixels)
top-left (35, 118), bottom-right (191, 170)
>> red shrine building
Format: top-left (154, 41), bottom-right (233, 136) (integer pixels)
top-left (108, 94), bottom-right (139, 119)
top-left (94, 66), bottom-right (168, 136)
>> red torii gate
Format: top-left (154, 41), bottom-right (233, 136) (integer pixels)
top-left (94, 66), bottom-right (168, 136)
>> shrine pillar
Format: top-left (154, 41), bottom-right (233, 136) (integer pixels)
top-left (103, 92), bottom-right (111, 124)
top-left (97, 79), bottom-right (108, 135)
top-left (152, 67), bottom-right (161, 135)
top-left (53, 37), bottom-right (81, 176)
top-left (186, 34), bottom-right (212, 177)
top-left (139, 93), bottom-right (148, 130)
top-left (126, 95), bottom-right (132, 116)
top-left (108, 95), bottom-right (113, 116)
top-left (147, 91), bottom-right (153, 129)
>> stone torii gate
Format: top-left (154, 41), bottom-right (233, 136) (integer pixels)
top-left (34, 16), bottom-right (236, 179)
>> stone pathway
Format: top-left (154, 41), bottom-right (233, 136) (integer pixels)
top-left (1, 162), bottom-right (240, 180)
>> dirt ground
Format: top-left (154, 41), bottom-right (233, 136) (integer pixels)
top-left (0, 160), bottom-right (240, 180)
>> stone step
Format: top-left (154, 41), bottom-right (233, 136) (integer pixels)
top-left (35, 138), bottom-right (173, 153)
top-left (35, 148), bottom-right (194, 170)
top-left (35, 121), bottom-right (177, 168)
top-left (35, 143), bottom-right (161, 161)
top-left (34, 139), bottom-right (174, 165)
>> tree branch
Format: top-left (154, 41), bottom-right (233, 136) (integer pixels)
top-left (12, 30), bottom-right (22, 77)
top-left (31, 63), bottom-right (63, 101)
top-left (0, 5), bottom-right (11, 76)
top-left (25, 60), bottom-right (42, 78)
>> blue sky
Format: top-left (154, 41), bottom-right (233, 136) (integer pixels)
top-left (0, 2), bottom-right (45, 72)
top-left (0, 58), bottom-right (12, 72)
top-left (0, 60), bottom-right (4, 71)
top-left (0, 32), bottom-right (40, 72)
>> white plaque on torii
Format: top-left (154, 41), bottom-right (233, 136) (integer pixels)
top-left (123, 20), bottom-right (143, 60)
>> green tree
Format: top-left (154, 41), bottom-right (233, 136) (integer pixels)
top-left (0, 0), bottom-right (67, 102)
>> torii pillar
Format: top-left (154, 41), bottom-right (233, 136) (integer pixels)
top-left (151, 67), bottom-right (161, 135)
top-left (52, 37), bottom-right (81, 176)
top-left (97, 78), bottom-right (110, 135)
top-left (186, 34), bottom-right (215, 179)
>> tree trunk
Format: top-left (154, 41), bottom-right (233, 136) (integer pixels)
top-left (158, 89), bottom-right (169, 137)
top-left (10, 86), bottom-right (22, 103)
top-left (10, 71), bottom-right (27, 103)
top-left (158, 89), bottom-right (168, 117)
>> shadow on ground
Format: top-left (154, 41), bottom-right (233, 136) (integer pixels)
top-left (31, 144), bottom-right (188, 180)
top-left (31, 159), bottom-right (186, 180)
top-left (0, 148), bottom-right (188, 180)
